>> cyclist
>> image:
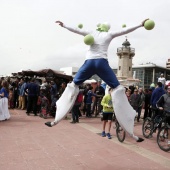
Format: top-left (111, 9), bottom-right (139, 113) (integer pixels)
top-left (156, 85), bottom-right (170, 145)
top-left (151, 82), bottom-right (165, 118)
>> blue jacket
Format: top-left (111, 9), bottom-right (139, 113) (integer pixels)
top-left (151, 87), bottom-right (165, 108)
top-left (86, 90), bottom-right (96, 104)
top-left (0, 87), bottom-right (8, 98)
top-left (24, 82), bottom-right (39, 97)
top-left (19, 82), bottom-right (27, 96)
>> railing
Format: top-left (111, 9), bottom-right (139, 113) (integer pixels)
top-left (117, 47), bottom-right (135, 53)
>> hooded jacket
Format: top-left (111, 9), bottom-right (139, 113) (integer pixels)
top-left (151, 87), bottom-right (165, 108)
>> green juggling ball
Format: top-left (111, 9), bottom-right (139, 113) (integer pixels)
top-left (144, 20), bottom-right (155, 30)
top-left (84, 34), bottom-right (94, 45)
top-left (122, 24), bottom-right (126, 28)
top-left (78, 24), bottom-right (83, 29)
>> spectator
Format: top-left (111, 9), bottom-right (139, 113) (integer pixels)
top-left (147, 89), bottom-right (153, 118)
top-left (0, 80), bottom-right (10, 121)
top-left (12, 80), bottom-right (19, 108)
top-left (151, 82), bottom-right (165, 109)
top-left (143, 89), bottom-right (152, 119)
top-left (86, 86), bottom-right (96, 118)
top-left (150, 82), bottom-right (155, 91)
top-left (137, 88), bottom-right (145, 122)
top-left (126, 89), bottom-right (131, 102)
top-left (25, 78), bottom-right (39, 116)
top-left (58, 82), bottom-right (66, 98)
top-left (82, 84), bottom-right (91, 115)
top-left (129, 89), bottom-right (141, 122)
top-left (50, 81), bottom-right (58, 102)
top-left (8, 87), bottom-right (14, 109)
top-left (18, 78), bottom-right (27, 110)
top-left (92, 80), bottom-right (105, 116)
top-left (101, 88), bottom-right (114, 139)
top-left (156, 85), bottom-right (170, 145)
top-left (70, 89), bottom-right (83, 123)
top-left (158, 74), bottom-right (166, 89)
top-left (151, 82), bottom-right (165, 118)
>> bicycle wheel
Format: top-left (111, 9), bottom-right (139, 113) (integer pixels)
top-left (116, 123), bottom-right (126, 142)
top-left (157, 126), bottom-right (170, 152)
top-left (142, 117), bottom-right (153, 138)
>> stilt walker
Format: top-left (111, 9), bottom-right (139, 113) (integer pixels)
top-left (45, 19), bottom-right (154, 142)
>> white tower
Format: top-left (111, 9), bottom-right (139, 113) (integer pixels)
top-left (116, 37), bottom-right (135, 79)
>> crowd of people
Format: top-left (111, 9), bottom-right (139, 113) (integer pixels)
top-left (0, 77), bottom-right (68, 121)
top-left (1, 74), bottom-right (170, 143)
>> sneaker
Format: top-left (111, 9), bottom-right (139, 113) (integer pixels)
top-left (45, 122), bottom-right (52, 127)
top-left (107, 133), bottom-right (112, 139)
top-left (101, 131), bottom-right (106, 137)
top-left (136, 137), bottom-right (144, 142)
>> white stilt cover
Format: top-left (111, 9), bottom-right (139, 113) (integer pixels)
top-left (111, 85), bottom-right (138, 140)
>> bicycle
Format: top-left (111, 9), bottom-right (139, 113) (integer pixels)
top-left (142, 109), bottom-right (163, 138)
top-left (157, 110), bottom-right (170, 152)
top-left (114, 113), bottom-right (126, 142)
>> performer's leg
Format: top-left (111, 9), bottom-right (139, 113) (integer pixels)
top-left (96, 59), bottom-right (144, 142)
top-left (73, 60), bottom-right (96, 85)
top-left (45, 60), bottom-right (95, 127)
top-left (45, 82), bottom-right (79, 127)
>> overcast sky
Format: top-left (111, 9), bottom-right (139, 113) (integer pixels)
top-left (0, 0), bottom-right (170, 76)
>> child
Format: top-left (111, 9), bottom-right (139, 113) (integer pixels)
top-left (71, 90), bottom-right (83, 123)
top-left (101, 88), bottom-right (114, 139)
top-left (86, 86), bottom-right (96, 118)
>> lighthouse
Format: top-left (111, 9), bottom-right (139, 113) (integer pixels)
top-left (116, 37), bottom-right (135, 79)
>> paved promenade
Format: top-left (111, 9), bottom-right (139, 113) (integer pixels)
top-left (0, 109), bottom-right (170, 170)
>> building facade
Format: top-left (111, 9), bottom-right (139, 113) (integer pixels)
top-left (113, 63), bottom-right (170, 89)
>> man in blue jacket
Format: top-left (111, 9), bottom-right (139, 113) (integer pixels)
top-left (151, 82), bottom-right (165, 117)
top-left (24, 78), bottom-right (39, 116)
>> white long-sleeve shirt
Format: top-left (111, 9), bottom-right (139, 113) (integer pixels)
top-left (63, 23), bottom-right (142, 60)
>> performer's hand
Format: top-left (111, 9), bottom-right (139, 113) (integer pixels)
top-left (141, 19), bottom-right (149, 26)
top-left (55, 21), bottom-right (64, 27)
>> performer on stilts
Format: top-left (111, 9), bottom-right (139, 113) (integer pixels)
top-left (45, 19), bottom-right (149, 142)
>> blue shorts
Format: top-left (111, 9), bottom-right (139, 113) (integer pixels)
top-left (73, 58), bottom-right (120, 88)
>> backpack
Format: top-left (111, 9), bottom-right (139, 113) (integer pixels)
top-left (77, 93), bottom-right (83, 103)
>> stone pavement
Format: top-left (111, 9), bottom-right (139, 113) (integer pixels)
top-left (0, 109), bottom-right (170, 170)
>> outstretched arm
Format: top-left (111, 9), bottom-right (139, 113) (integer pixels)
top-left (110, 19), bottom-right (149, 38)
top-left (55, 20), bottom-right (90, 36)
